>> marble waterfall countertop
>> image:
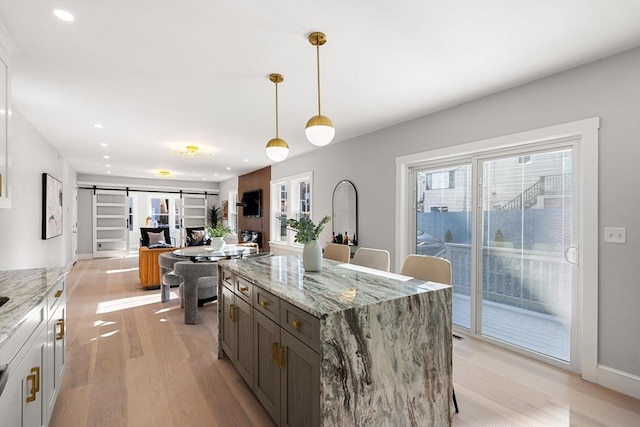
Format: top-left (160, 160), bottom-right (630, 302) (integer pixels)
top-left (0, 267), bottom-right (69, 347)
top-left (218, 255), bottom-right (450, 318)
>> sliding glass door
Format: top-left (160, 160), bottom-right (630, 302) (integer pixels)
top-left (479, 148), bottom-right (574, 362)
top-left (412, 142), bottom-right (577, 364)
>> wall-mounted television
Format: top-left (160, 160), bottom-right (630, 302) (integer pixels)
top-left (242, 189), bottom-right (262, 217)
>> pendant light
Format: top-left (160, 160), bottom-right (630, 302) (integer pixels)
top-left (265, 73), bottom-right (289, 162)
top-left (305, 31), bottom-right (335, 146)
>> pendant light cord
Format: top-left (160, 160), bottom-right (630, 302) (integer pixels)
top-left (316, 43), bottom-right (322, 116)
top-left (275, 81), bottom-right (280, 138)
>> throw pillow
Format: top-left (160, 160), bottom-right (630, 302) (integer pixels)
top-left (148, 231), bottom-right (166, 245)
top-left (190, 230), bottom-right (206, 245)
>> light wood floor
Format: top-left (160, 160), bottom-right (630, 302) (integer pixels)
top-left (49, 257), bottom-right (640, 427)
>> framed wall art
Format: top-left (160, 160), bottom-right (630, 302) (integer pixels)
top-left (42, 173), bottom-right (63, 239)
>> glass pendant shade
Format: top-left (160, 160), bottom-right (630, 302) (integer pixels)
top-left (305, 114), bottom-right (335, 146)
top-left (266, 137), bottom-right (289, 162)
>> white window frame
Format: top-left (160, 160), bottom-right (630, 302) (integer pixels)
top-left (270, 171), bottom-right (313, 251)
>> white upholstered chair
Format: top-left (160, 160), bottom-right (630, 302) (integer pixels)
top-left (351, 247), bottom-right (390, 272)
top-left (399, 254), bottom-right (458, 413)
top-left (323, 243), bottom-right (350, 263)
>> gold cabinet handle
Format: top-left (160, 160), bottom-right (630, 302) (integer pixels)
top-left (259, 300), bottom-right (268, 307)
top-left (239, 286), bottom-right (248, 292)
top-left (55, 290), bottom-right (63, 298)
top-left (271, 342), bottom-right (278, 364)
top-left (278, 346), bottom-right (285, 369)
top-left (229, 304), bottom-right (236, 322)
top-left (26, 373), bottom-right (37, 402)
top-left (33, 366), bottom-right (40, 393)
top-left (26, 366), bottom-right (41, 402)
top-left (56, 318), bottom-right (65, 340)
top-left (292, 320), bottom-right (301, 329)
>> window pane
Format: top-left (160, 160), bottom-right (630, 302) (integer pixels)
top-left (416, 164), bottom-right (472, 328)
top-left (279, 184), bottom-right (288, 241)
top-left (299, 181), bottom-right (310, 214)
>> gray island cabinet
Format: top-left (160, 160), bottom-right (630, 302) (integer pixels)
top-left (218, 256), bottom-right (452, 427)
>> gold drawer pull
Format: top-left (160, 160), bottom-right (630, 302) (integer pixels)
top-left (26, 372), bottom-right (37, 403)
top-left (292, 321), bottom-right (301, 329)
top-left (33, 366), bottom-right (40, 393)
top-left (229, 304), bottom-right (236, 321)
top-left (56, 318), bottom-right (65, 340)
top-left (271, 342), bottom-right (278, 364)
top-left (259, 300), bottom-right (269, 307)
top-left (239, 286), bottom-right (248, 292)
top-left (55, 290), bottom-right (63, 298)
top-left (278, 346), bottom-right (285, 369)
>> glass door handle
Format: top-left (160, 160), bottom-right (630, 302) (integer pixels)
top-left (564, 246), bottom-right (579, 265)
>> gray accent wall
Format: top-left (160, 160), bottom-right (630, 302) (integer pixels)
top-left (0, 108), bottom-right (77, 270)
top-left (272, 48), bottom-right (640, 377)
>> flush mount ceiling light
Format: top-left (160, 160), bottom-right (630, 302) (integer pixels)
top-left (305, 31), bottom-right (334, 147)
top-left (171, 145), bottom-right (212, 157)
top-left (53, 9), bottom-right (75, 22)
top-left (156, 170), bottom-right (174, 178)
top-left (265, 73), bottom-right (289, 162)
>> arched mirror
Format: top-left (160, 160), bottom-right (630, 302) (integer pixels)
top-left (332, 180), bottom-right (358, 245)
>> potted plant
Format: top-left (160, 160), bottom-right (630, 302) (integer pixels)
top-left (206, 223), bottom-right (231, 251)
top-left (282, 214), bottom-right (331, 271)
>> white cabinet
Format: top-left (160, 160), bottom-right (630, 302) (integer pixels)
top-left (44, 277), bottom-right (66, 424)
top-left (0, 303), bottom-right (47, 427)
top-left (0, 276), bottom-right (66, 427)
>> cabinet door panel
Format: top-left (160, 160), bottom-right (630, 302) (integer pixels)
top-left (253, 311), bottom-right (281, 424)
top-left (220, 286), bottom-right (236, 360)
top-left (234, 297), bottom-right (253, 386)
top-left (280, 330), bottom-right (320, 427)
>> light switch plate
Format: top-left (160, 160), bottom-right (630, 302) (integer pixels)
top-left (604, 227), bottom-right (626, 244)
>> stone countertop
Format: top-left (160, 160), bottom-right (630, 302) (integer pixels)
top-left (0, 267), bottom-right (69, 347)
top-left (218, 255), bottom-right (450, 319)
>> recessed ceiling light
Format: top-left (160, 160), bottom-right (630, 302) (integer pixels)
top-left (106, 171), bottom-right (111, 174)
top-left (202, 178), bottom-right (207, 181)
top-left (226, 167), bottom-right (231, 170)
top-left (106, 164), bottom-right (111, 168)
top-left (53, 9), bottom-right (75, 22)
top-left (94, 123), bottom-right (103, 129)
top-left (214, 173), bottom-right (218, 176)
top-left (100, 143), bottom-right (108, 147)
top-left (244, 159), bottom-right (249, 162)
top-left (103, 155), bottom-right (109, 159)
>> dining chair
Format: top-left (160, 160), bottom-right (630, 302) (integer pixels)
top-left (351, 247), bottom-right (390, 272)
top-left (400, 254), bottom-right (459, 414)
top-left (323, 243), bottom-right (350, 263)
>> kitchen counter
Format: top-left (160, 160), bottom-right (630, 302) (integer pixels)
top-left (0, 267), bottom-right (69, 348)
top-left (218, 255), bottom-right (453, 426)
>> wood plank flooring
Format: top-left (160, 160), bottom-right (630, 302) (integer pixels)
top-left (49, 257), bottom-right (640, 427)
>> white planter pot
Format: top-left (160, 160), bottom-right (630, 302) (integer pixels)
top-left (302, 240), bottom-right (322, 272)
top-left (210, 237), bottom-right (226, 251)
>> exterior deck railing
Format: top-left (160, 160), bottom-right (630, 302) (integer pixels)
top-left (446, 243), bottom-right (571, 317)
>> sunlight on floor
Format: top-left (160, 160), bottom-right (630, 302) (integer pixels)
top-left (93, 320), bottom-right (116, 327)
top-left (105, 267), bottom-right (139, 274)
top-left (95, 292), bottom-right (179, 314)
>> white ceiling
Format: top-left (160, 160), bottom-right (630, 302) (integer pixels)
top-left (1, 1), bottom-right (638, 183)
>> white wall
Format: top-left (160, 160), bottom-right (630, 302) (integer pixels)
top-left (272, 48), bottom-right (640, 379)
top-left (0, 108), bottom-right (77, 270)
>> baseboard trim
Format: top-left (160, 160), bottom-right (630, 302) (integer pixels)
top-left (77, 254), bottom-right (93, 260)
top-left (596, 364), bottom-right (640, 399)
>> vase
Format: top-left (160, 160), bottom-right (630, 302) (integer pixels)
top-left (210, 237), bottom-right (225, 251)
top-left (302, 239), bottom-right (322, 272)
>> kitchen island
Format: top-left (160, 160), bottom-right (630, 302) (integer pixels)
top-left (218, 255), bottom-right (452, 427)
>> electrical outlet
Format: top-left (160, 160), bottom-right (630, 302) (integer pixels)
top-left (604, 227), bottom-right (626, 244)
